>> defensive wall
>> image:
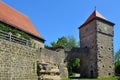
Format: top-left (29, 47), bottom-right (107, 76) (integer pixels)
top-left (0, 39), bottom-right (68, 80)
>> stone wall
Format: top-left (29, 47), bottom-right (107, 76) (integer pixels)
top-left (33, 38), bottom-right (44, 48)
top-left (0, 40), bottom-right (38, 80)
top-left (96, 20), bottom-right (114, 77)
top-left (79, 20), bottom-right (98, 77)
top-left (37, 48), bottom-right (68, 79)
top-left (0, 39), bottom-right (68, 80)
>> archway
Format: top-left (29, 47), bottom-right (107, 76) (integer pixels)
top-left (67, 57), bottom-right (87, 78)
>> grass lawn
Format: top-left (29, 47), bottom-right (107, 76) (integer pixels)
top-left (79, 77), bottom-right (118, 80)
top-left (61, 77), bottom-right (119, 80)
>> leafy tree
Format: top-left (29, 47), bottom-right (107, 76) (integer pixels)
top-left (115, 50), bottom-right (120, 62)
top-left (51, 41), bottom-right (58, 47)
top-left (115, 50), bottom-right (120, 74)
top-left (67, 36), bottom-right (77, 48)
top-left (45, 45), bottom-right (51, 48)
top-left (50, 36), bottom-right (78, 48)
top-left (56, 36), bottom-right (68, 47)
top-left (67, 58), bottom-right (80, 74)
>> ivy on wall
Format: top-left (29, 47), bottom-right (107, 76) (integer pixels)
top-left (0, 22), bottom-right (31, 40)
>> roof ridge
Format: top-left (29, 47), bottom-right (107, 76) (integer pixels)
top-left (95, 10), bottom-right (106, 20)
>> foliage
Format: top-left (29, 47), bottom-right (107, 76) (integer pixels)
top-left (51, 41), bottom-right (59, 47)
top-left (67, 36), bottom-right (77, 48)
top-left (61, 78), bottom-right (71, 80)
top-left (67, 58), bottom-right (80, 73)
top-left (115, 50), bottom-right (120, 74)
top-left (115, 50), bottom-right (120, 62)
top-left (45, 45), bottom-right (51, 48)
top-left (51, 36), bottom-right (78, 48)
top-left (69, 73), bottom-right (75, 77)
top-left (115, 61), bottom-right (120, 75)
top-left (0, 22), bottom-right (31, 40)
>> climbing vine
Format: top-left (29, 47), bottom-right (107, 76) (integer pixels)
top-left (0, 22), bottom-right (31, 40)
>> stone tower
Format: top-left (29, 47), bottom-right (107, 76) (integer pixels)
top-left (79, 10), bottom-right (115, 78)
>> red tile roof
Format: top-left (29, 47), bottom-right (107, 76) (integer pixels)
top-left (0, 1), bottom-right (44, 41)
top-left (79, 10), bottom-right (114, 28)
top-left (84, 10), bottom-right (107, 25)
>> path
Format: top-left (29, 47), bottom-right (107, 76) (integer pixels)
top-left (71, 73), bottom-right (80, 80)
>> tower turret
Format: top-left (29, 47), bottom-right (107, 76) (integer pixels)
top-left (79, 10), bottom-right (115, 77)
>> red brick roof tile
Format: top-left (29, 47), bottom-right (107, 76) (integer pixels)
top-left (0, 1), bottom-right (44, 40)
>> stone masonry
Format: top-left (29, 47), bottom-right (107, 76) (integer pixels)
top-left (78, 10), bottom-right (115, 78)
top-left (0, 39), bottom-right (68, 80)
top-left (0, 40), bottom-right (38, 80)
top-left (0, 10), bottom-right (115, 80)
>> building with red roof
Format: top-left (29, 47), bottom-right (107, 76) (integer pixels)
top-left (0, 1), bottom-right (45, 48)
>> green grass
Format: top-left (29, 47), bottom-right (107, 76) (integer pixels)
top-left (69, 73), bottom-right (75, 77)
top-left (61, 77), bottom-right (119, 80)
top-left (79, 77), bottom-right (118, 80)
top-left (61, 78), bottom-right (71, 80)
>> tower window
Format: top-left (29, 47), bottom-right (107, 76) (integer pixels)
top-left (108, 48), bottom-right (111, 50)
top-left (109, 66), bottom-right (111, 68)
top-left (103, 65), bottom-right (104, 67)
top-left (108, 73), bottom-right (111, 75)
top-left (85, 46), bottom-right (88, 48)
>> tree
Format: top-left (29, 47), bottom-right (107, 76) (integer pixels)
top-left (57, 36), bottom-right (68, 47)
top-left (50, 36), bottom-right (78, 48)
top-left (51, 41), bottom-right (58, 47)
top-left (67, 36), bottom-right (77, 48)
top-left (67, 58), bottom-right (80, 74)
top-left (115, 50), bottom-right (120, 74)
top-left (115, 50), bottom-right (120, 62)
top-left (51, 36), bottom-right (68, 47)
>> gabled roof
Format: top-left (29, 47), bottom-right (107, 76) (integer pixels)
top-left (79, 10), bottom-right (114, 28)
top-left (0, 1), bottom-right (45, 41)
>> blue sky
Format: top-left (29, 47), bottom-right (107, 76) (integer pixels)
top-left (3, 0), bottom-right (120, 53)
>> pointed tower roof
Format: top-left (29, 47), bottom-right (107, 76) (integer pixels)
top-left (79, 10), bottom-right (114, 28)
top-left (0, 1), bottom-right (45, 41)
